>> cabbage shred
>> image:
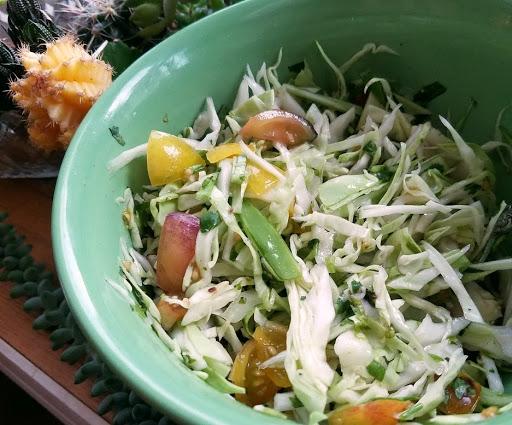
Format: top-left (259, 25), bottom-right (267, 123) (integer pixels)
top-left (113, 44), bottom-right (512, 424)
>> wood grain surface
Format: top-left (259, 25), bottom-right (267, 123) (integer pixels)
top-left (0, 178), bottom-right (106, 421)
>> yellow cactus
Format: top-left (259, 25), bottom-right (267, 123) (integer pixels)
top-left (10, 36), bottom-right (112, 152)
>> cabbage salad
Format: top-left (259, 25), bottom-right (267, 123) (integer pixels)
top-left (109, 43), bottom-right (512, 425)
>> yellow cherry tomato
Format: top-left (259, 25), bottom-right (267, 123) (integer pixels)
top-left (245, 161), bottom-right (283, 196)
top-left (205, 142), bottom-right (281, 196)
top-left (253, 323), bottom-right (291, 388)
top-left (231, 339), bottom-right (279, 407)
top-left (146, 130), bottom-right (204, 186)
top-left (206, 143), bottom-right (257, 163)
top-left (206, 143), bottom-right (243, 163)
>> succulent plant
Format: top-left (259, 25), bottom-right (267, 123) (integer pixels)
top-left (6, 0), bottom-right (63, 52)
top-left (0, 0), bottom-right (63, 111)
top-left (10, 36), bottom-right (112, 151)
top-left (0, 43), bottom-right (24, 110)
top-left (60, 0), bottom-right (243, 52)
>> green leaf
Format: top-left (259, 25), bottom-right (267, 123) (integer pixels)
top-left (371, 164), bottom-right (394, 182)
top-left (163, 0), bottom-right (179, 22)
top-left (334, 296), bottom-right (350, 315)
top-left (109, 126), bottom-right (126, 146)
top-left (130, 3), bottom-right (162, 27)
top-left (456, 97), bottom-right (478, 132)
top-left (451, 376), bottom-right (474, 399)
top-left (351, 280), bottom-right (362, 293)
top-left (290, 395), bottom-right (304, 408)
top-left (101, 42), bottom-right (142, 79)
top-left (137, 18), bottom-right (169, 39)
top-left (125, 0), bottom-right (161, 6)
top-left (297, 238), bottom-right (319, 261)
top-left (200, 211), bottom-right (222, 233)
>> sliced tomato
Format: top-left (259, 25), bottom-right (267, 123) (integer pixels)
top-left (239, 110), bottom-right (316, 146)
top-left (155, 298), bottom-right (187, 330)
top-left (253, 323), bottom-right (291, 388)
top-left (156, 212), bottom-right (199, 295)
top-left (328, 399), bottom-right (412, 425)
top-left (231, 339), bottom-right (279, 406)
top-left (206, 143), bottom-right (243, 163)
top-left (147, 130), bottom-right (204, 186)
top-left (437, 373), bottom-right (481, 415)
top-left (245, 161), bottom-right (283, 196)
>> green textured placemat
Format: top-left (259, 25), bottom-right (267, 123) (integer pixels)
top-left (0, 211), bottom-right (174, 425)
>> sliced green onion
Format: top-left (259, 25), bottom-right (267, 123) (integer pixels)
top-left (366, 360), bottom-right (386, 381)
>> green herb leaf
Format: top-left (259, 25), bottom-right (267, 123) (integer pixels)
top-left (451, 377), bottom-right (474, 399)
top-left (363, 141), bottom-right (377, 157)
top-left (297, 238), bottom-right (319, 261)
top-left (101, 42), bottom-right (142, 79)
top-left (290, 396), bottom-right (304, 408)
top-left (334, 297), bottom-right (350, 315)
top-left (109, 126), bottom-right (126, 146)
top-left (131, 286), bottom-right (148, 318)
top-left (200, 211), bottom-right (222, 233)
top-left (351, 280), bottom-right (362, 293)
top-left (371, 165), bottom-right (394, 182)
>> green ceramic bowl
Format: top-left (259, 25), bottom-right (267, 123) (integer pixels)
top-left (53, 0), bottom-right (512, 424)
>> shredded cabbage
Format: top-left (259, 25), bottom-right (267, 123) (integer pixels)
top-left (109, 43), bottom-right (512, 424)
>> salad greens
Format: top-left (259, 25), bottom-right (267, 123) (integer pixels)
top-left (110, 43), bottom-right (512, 425)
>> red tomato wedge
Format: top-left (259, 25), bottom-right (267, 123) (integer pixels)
top-left (437, 373), bottom-right (481, 415)
top-left (155, 298), bottom-right (187, 330)
top-left (156, 212), bottom-right (199, 295)
top-left (239, 110), bottom-right (316, 147)
top-left (328, 399), bottom-right (412, 425)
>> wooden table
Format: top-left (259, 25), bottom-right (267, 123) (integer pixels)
top-left (0, 179), bottom-right (109, 425)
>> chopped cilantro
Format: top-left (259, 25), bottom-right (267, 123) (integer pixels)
top-left (109, 126), bottom-right (125, 146)
top-left (363, 142), bottom-right (377, 157)
top-left (200, 211), bottom-right (222, 233)
top-left (351, 280), bottom-right (362, 293)
top-left (371, 165), bottom-right (394, 182)
top-left (451, 377), bottom-right (475, 400)
top-left (335, 297), bottom-right (350, 315)
top-left (290, 396), bottom-right (304, 408)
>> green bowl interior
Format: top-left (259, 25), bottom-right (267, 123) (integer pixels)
top-left (53, 1), bottom-right (512, 424)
